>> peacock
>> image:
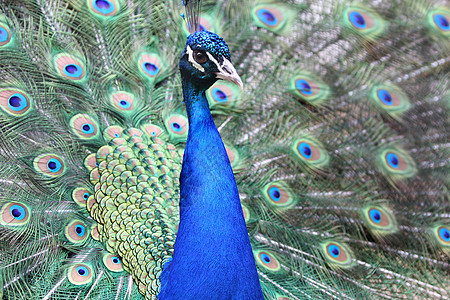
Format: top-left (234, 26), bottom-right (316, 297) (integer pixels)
top-left (0, 0), bottom-right (449, 299)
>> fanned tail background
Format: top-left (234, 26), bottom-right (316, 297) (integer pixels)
top-left (0, 0), bottom-right (448, 299)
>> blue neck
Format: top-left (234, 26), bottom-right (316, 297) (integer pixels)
top-left (158, 79), bottom-right (263, 299)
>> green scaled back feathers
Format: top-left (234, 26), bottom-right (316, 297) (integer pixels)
top-left (0, 0), bottom-right (449, 299)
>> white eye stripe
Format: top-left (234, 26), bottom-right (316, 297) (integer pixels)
top-left (206, 52), bottom-right (222, 70)
top-left (186, 45), bottom-right (205, 72)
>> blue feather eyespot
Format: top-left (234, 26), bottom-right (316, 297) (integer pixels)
top-left (378, 147), bottom-right (416, 180)
top-left (377, 89), bottom-right (392, 105)
top-left (0, 89), bottom-right (33, 116)
top-left (68, 263), bottom-right (93, 285)
top-left (361, 205), bottom-right (397, 234)
top-left (70, 114), bottom-right (99, 139)
top-left (428, 9), bottom-right (450, 36)
top-left (262, 181), bottom-right (296, 209)
top-left (370, 84), bottom-right (410, 117)
top-left (0, 22), bottom-right (12, 46)
top-left (343, 6), bottom-right (386, 39)
top-left (431, 225), bottom-right (450, 248)
top-left (296, 79), bottom-right (312, 95)
top-left (0, 202), bottom-right (31, 226)
top-left (252, 4), bottom-right (292, 34)
top-left (142, 124), bottom-right (164, 138)
top-left (254, 250), bottom-right (281, 272)
top-left (33, 154), bottom-right (65, 177)
top-left (47, 158), bottom-right (62, 172)
top-left (65, 220), bottom-right (89, 243)
top-left (291, 73), bottom-right (330, 106)
top-left (438, 227), bottom-right (450, 243)
top-left (257, 9), bottom-right (278, 27)
top-left (298, 142), bottom-right (312, 159)
top-left (369, 208), bottom-right (382, 223)
top-left (385, 152), bottom-right (399, 169)
top-left (54, 53), bottom-right (86, 81)
top-left (213, 88), bottom-right (228, 102)
top-left (207, 82), bottom-right (241, 108)
top-left (269, 187), bottom-right (281, 201)
top-left (171, 122), bottom-right (182, 132)
top-left (349, 11), bottom-right (367, 29)
top-left (292, 136), bottom-right (329, 169)
top-left (72, 188), bottom-right (92, 207)
top-left (433, 14), bottom-right (449, 31)
top-left (165, 114), bottom-right (188, 140)
top-left (88, 0), bottom-right (119, 17)
top-left (322, 241), bottom-right (353, 268)
top-left (138, 53), bottom-right (163, 80)
top-left (103, 253), bottom-right (124, 272)
top-left (111, 91), bottom-right (135, 112)
top-left (103, 125), bottom-right (123, 141)
top-left (64, 64), bottom-right (83, 77)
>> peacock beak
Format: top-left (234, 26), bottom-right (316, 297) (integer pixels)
top-left (214, 57), bottom-right (243, 90)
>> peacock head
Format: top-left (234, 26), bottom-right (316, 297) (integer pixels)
top-left (180, 30), bottom-right (243, 91)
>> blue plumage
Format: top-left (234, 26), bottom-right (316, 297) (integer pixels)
top-left (159, 30), bottom-right (263, 299)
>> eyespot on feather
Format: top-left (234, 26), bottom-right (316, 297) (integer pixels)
top-left (164, 114), bottom-right (188, 140)
top-left (322, 241), bottom-right (353, 268)
top-left (343, 5), bottom-right (386, 39)
top-left (369, 84), bottom-right (410, 116)
top-left (103, 253), bottom-right (124, 272)
top-left (378, 147), bottom-right (416, 180)
top-left (254, 250), bottom-right (282, 272)
top-left (142, 124), bottom-right (164, 138)
top-left (291, 73), bottom-right (330, 105)
top-left (252, 4), bottom-right (293, 34)
top-left (361, 205), bottom-right (397, 234)
top-left (0, 202), bottom-right (30, 226)
top-left (0, 22), bottom-right (12, 47)
top-left (72, 188), bottom-right (92, 207)
top-left (111, 92), bottom-right (135, 112)
top-left (207, 81), bottom-right (241, 108)
top-left (54, 53), bottom-right (86, 81)
top-left (261, 181), bottom-right (296, 209)
top-left (292, 136), bottom-right (329, 169)
top-left (138, 53), bottom-right (163, 79)
top-left (65, 220), bottom-right (89, 243)
top-left (427, 8), bottom-right (450, 36)
top-left (0, 88), bottom-right (33, 116)
top-left (87, 0), bottom-right (119, 17)
top-left (432, 225), bottom-right (450, 247)
top-left (68, 263), bottom-right (93, 285)
top-left (104, 125), bottom-right (124, 141)
top-left (70, 114), bottom-right (99, 139)
top-left (33, 154), bottom-right (65, 177)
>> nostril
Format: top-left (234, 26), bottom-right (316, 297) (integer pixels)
top-left (223, 66), bottom-right (232, 74)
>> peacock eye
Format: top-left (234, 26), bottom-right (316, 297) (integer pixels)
top-left (193, 50), bottom-right (208, 64)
